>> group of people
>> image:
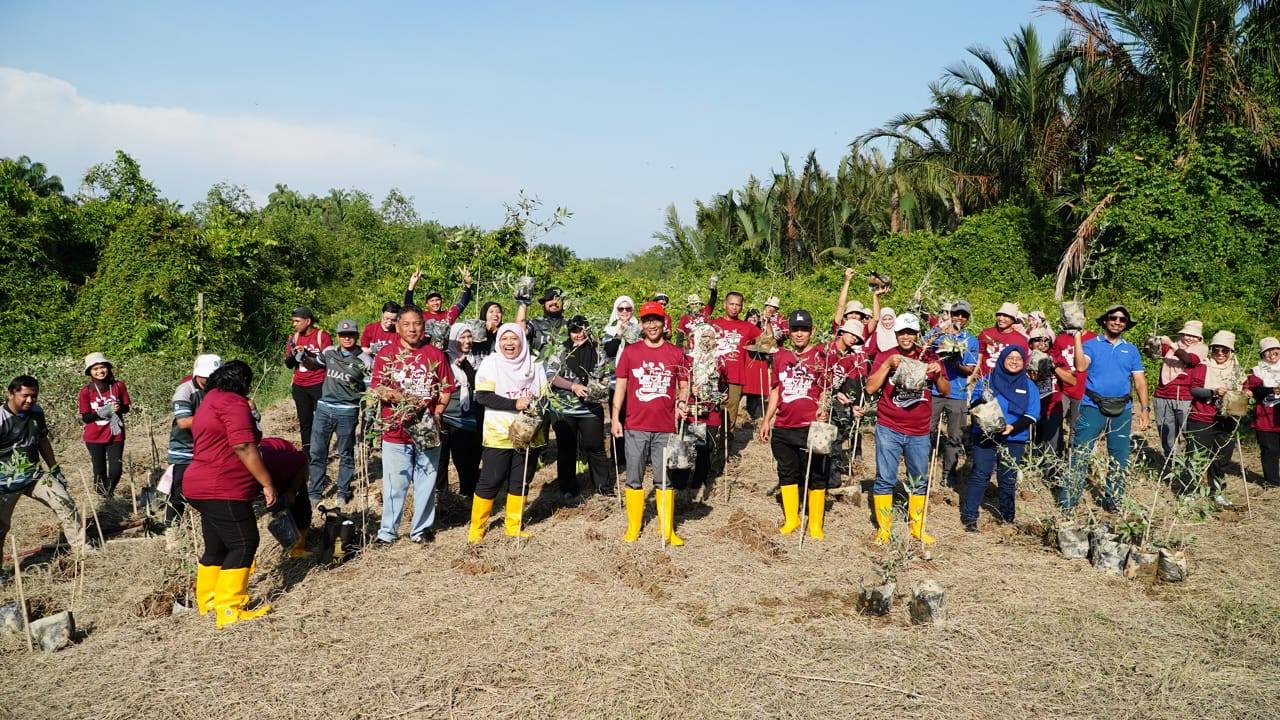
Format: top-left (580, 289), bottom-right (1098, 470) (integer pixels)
top-left (3, 267), bottom-right (1279, 628)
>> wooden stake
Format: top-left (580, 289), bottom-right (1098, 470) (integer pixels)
top-left (196, 291), bottom-right (205, 355)
top-left (1236, 435), bottom-right (1253, 520)
top-left (129, 481), bottom-right (138, 516)
top-left (517, 445), bottom-right (532, 544)
top-left (10, 535), bottom-right (34, 652)
top-left (659, 444), bottom-right (668, 550)
top-left (798, 447), bottom-right (814, 548)
top-left (77, 470), bottom-right (107, 550)
top-left (917, 422), bottom-right (945, 547)
top-left (611, 431), bottom-right (623, 509)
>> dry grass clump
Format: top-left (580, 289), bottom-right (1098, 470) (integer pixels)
top-left (713, 508), bottom-right (787, 561)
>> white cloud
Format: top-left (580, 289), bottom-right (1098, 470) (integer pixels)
top-left (0, 66), bottom-right (443, 204)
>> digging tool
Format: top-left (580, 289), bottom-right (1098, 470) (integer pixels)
top-left (10, 536), bottom-right (33, 652)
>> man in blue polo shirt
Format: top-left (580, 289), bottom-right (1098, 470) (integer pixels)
top-left (1062, 304), bottom-right (1150, 510)
top-left (925, 300), bottom-right (979, 488)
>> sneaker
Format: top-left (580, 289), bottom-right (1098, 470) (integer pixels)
top-left (962, 519), bottom-right (979, 533)
top-left (373, 537), bottom-right (395, 546)
top-left (1213, 494), bottom-right (1232, 508)
top-left (410, 531), bottom-right (435, 544)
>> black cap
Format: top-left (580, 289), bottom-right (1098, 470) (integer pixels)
top-left (291, 306), bottom-right (315, 320)
top-left (787, 309), bottom-right (814, 329)
top-left (540, 287), bottom-right (563, 303)
top-left (424, 290), bottom-right (443, 301)
top-left (567, 314), bottom-right (589, 331)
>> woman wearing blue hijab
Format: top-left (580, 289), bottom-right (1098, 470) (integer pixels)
top-left (962, 345), bottom-right (1040, 531)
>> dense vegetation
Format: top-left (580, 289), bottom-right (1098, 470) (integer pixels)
top-left (1, 0), bottom-right (1278, 384)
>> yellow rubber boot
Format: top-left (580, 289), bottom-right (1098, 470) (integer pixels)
top-left (287, 528), bottom-right (313, 559)
top-left (468, 496), bottom-right (494, 544)
top-left (623, 488), bottom-right (645, 542)
top-left (807, 489), bottom-right (826, 540)
top-left (779, 484), bottom-right (801, 534)
top-left (504, 494), bottom-right (531, 538)
top-left (195, 563), bottom-right (220, 616)
top-left (214, 567), bottom-right (271, 629)
top-left (656, 488), bottom-right (684, 547)
top-left (873, 494), bottom-right (894, 544)
top-left (908, 493), bottom-right (935, 545)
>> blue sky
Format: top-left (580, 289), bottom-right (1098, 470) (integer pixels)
top-left (0, 1), bottom-right (1063, 257)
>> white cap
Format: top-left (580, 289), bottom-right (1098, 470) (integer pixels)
top-left (765, 296), bottom-right (780, 309)
top-left (893, 313), bottom-right (921, 333)
top-left (996, 302), bottom-right (1021, 320)
top-left (686, 294), bottom-right (701, 306)
top-left (193, 354), bottom-right (222, 378)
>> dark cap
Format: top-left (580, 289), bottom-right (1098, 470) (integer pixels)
top-left (567, 314), bottom-right (589, 331)
top-left (424, 290), bottom-right (443, 302)
top-left (336, 319), bottom-right (359, 334)
top-left (291, 306), bottom-right (315, 320)
top-left (540, 287), bottom-right (563, 303)
top-left (787, 309), bottom-right (814, 329)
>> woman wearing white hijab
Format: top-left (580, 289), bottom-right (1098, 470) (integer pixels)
top-left (867, 307), bottom-right (897, 362)
top-left (439, 324), bottom-right (483, 498)
top-left (1184, 331), bottom-right (1242, 503)
top-left (1245, 337), bottom-right (1280, 487)
top-left (469, 322), bottom-right (548, 542)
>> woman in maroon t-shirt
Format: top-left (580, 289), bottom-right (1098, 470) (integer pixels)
top-left (78, 352), bottom-right (130, 497)
top-left (184, 360), bottom-right (277, 629)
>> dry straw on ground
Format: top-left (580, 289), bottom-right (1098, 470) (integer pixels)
top-left (2, 401), bottom-right (1279, 719)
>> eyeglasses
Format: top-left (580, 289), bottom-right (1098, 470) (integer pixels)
top-left (618, 307), bottom-right (633, 312)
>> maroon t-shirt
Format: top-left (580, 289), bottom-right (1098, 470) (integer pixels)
top-left (78, 380), bottom-right (129, 444)
top-left (617, 341), bottom-right (687, 434)
top-left (259, 436), bottom-right (306, 486)
top-left (360, 322), bottom-right (399, 357)
top-left (1052, 331), bottom-right (1097, 401)
top-left (286, 329), bottom-right (332, 387)
top-left (1245, 373), bottom-right (1280, 433)
top-left (1154, 340), bottom-right (1205, 400)
top-left (683, 353), bottom-right (727, 428)
top-left (1032, 354), bottom-right (1071, 418)
top-left (371, 341), bottom-right (456, 445)
top-left (872, 347), bottom-right (939, 436)
top-left (772, 345), bottom-right (830, 429)
top-left (710, 317), bottom-right (757, 386)
top-left (183, 389), bottom-right (264, 502)
top-left (829, 341), bottom-right (868, 392)
top-left (676, 305), bottom-right (713, 348)
top-left (977, 326), bottom-right (1029, 376)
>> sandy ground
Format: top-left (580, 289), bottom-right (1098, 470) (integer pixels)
top-left (1, 400), bottom-right (1278, 720)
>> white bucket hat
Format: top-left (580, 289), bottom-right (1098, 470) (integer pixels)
top-left (995, 302), bottom-right (1021, 320)
top-left (1259, 337), bottom-right (1280, 354)
top-left (838, 319), bottom-right (866, 340)
top-left (193, 354), bottom-right (223, 378)
top-left (1177, 320), bottom-right (1204, 339)
top-left (844, 300), bottom-right (868, 318)
top-left (893, 313), bottom-right (921, 333)
top-left (764, 296), bottom-right (780, 309)
top-left (83, 352), bottom-right (111, 375)
top-left (1209, 330), bottom-right (1236, 351)
top-left (685, 294), bottom-right (701, 306)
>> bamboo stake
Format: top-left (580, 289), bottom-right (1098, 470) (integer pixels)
top-left (611, 431), bottom-right (623, 509)
top-left (659, 442), bottom-right (668, 550)
top-left (1236, 435), bottom-right (1253, 520)
top-left (517, 445), bottom-right (532, 544)
top-left (77, 470), bottom-right (107, 550)
top-left (10, 536), bottom-right (34, 652)
top-left (917, 422), bottom-right (945, 547)
top-left (798, 448), bottom-right (814, 548)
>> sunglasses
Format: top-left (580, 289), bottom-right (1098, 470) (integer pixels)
top-left (618, 307), bottom-right (633, 312)
top-left (1106, 315), bottom-right (1129, 322)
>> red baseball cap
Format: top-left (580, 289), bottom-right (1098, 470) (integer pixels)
top-left (638, 301), bottom-right (667, 320)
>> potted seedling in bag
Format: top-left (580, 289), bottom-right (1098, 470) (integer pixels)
top-left (1056, 520), bottom-right (1091, 560)
top-left (892, 356), bottom-right (928, 392)
top-left (1155, 536), bottom-right (1190, 583)
top-left (807, 421), bottom-right (838, 455)
top-left (509, 393), bottom-right (548, 450)
top-left (665, 431), bottom-right (696, 471)
top-left (1059, 301), bottom-right (1086, 331)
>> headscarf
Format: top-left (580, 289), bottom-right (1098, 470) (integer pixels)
top-left (1160, 337), bottom-right (1208, 386)
top-left (875, 307), bottom-right (897, 353)
top-left (990, 345), bottom-right (1030, 418)
top-left (1253, 350), bottom-right (1280, 388)
top-left (481, 322), bottom-right (540, 396)
top-left (447, 324), bottom-right (478, 410)
top-left (605, 295), bottom-right (639, 340)
top-left (1203, 350), bottom-right (1240, 392)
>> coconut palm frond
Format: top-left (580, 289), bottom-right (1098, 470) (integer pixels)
top-left (1055, 191), bottom-right (1114, 300)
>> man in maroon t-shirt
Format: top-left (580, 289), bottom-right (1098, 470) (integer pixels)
top-left (361, 302), bottom-right (402, 357)
top-left (612, 301), bottom-right (690, 546)
top-left (865, 313), bottom-right (950, 545)
top-left (258, 436), bottom-right (313, 559)
top-left (977, 302), bottom-right (1029, 376)
top-left (676, 276), bottom-right (718, 349)
top-left (759, 309), bottom-right (832, 539)
top-left (710, 291), bottom-right (756, 434)
top-left (370, 306), bottom-right (455, 544)
top-left (1052, 325), bottom-right (1097, 436)
top-left (285, 306), bottom-right (332, 460)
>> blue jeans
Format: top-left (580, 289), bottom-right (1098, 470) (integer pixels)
top-left (1061, 404), bottom-right (1133, 510)
top-left (873, 425), bottom-right (930, 496)
top-left (309, 404), bottom-right (358, 502)
top-left (378, 441), bottom-right (440, 541)
top-left (962, 440), bottom-right (1025, 524)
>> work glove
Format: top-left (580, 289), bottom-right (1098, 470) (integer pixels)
top-left (708, 274), bottom-right (719, 291)
top-left (96, 404), bottom-right (114, 419)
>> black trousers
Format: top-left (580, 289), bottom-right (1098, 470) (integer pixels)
top-left (1184, 418), bottom-right (1239, 494)
top-left (190, 498), bottom-right (259, 569)
top-left (440, 424), bottom-right (483, 497)
top-left (86, 441), bottom-right (124, 495)
top-left (291, 383), bottom-right (323, 458)
top-left (669, 427), bottom-right (721, 491)
top-left (165, 463), bottom-right (188, 524)
top-left (554, 413), bottom-right (611, 494)
top-left (770, 426), bottom-right (828, 489)
top-left (476, 447), bottom-right (537, 501)
top-left (745, 394), bottom-right (766, 419)
top-left (1258, 429), bottom-right (1280, 487)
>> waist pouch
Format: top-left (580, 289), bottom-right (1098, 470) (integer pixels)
top-left (1086, 389), bottom-right (1129, 417)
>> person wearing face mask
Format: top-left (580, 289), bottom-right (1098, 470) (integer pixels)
top-left (549, 315), bottom-right (613, 500)
top-left (440, 324), bottom-right (484, 499)
top-left (759, 310), bottom-right (833, 539)
top-left (307, 320), bottom-right (374, 508)
top-left (165, 354), bottom-right (222, 526)
top-left (977, 302), bottom-right (1030, 376)
top-left (865, 313), bottom-right (951, 544)
top-left (78, 352), bottom-right (130, 497)
top-left (1245, 337), bottom-right (1280, 487)
top-left (284, 307), bottom-right (332, 460)
top-left (923, 300), bottom-right (979, 489)
top-left (1148, 320), bottom-right (1208, 462)
top-left (1063, 305), bottom-right (1149, 511)
top-left (361, 302), bottom-right (402, 357)
top-left (961, 346), bottom-right (1040, 531)
top-left (469, 323), bottom-right (549, 542)
top-left (1183, 331), bottom-right (1242, 504)
top-left (611, 302), bottom-right (691, 546)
